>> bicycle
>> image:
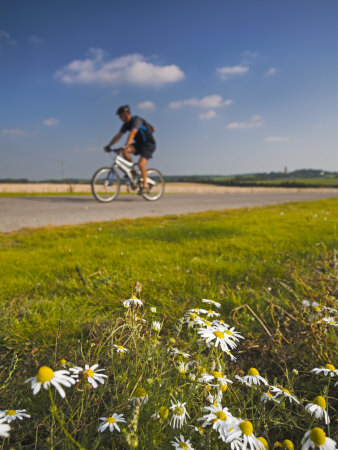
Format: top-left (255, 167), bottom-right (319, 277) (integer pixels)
top-left (91, 148), bottom-right (165, 202)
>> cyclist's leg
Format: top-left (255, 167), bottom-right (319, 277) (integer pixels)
top-left (138, 156), bottom-right (149, 189)
top-left (123, 144), bottom-right (136, 162)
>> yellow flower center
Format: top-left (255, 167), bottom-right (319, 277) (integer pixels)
top-left (189, 313), bottom-right (197, 319)
top-left (325, 363), bottom-right (335, 371)
top-left (216, 411), bottom-right (227, 421)
top-left (282, 388), bottom-right (291, 395)
top-left (6, 410), bottom-right (17, 416)
top-left (59, 358), bottom-right (66, 365)
top-left (267, 392), bottom-right (273, 398)
top-left (239, 420), bottom-right (253, 436)
top-left (313, 306), bottom-right (321, 311)
top-left (37, 366), bottom-right (54, 383)
top-left (86, 369), bottom-right (95, 378)
top-left (159, 406), bottom-right (169, 419)
top-left (118, 345), bottom-right (124, 350)
top-left (134, 387), bottom-right (147, 398)
top-left (107, 417), bottom-right (116, 423)
top-left (309, 428), bottom-right (326, 446)
top-left (248, 368), bottom-right (259, 376)
top-left (313, 396), bottom-right (326, 409)
top-left (179, 443), bottom-right (188, 450)
top-left (174, 406), bottom-right (185, 416)
top-left (219, 382), bottom-right (228, 392)
top-left (208, 310), bottom-right (213, 314)
top-left (257, 437), bottom-right (269, 449)
top-left (214, 331), bottom-right (224, 339)
top-left (205, 320), bottom-right (212, 326)
top-left (282, 440), bottom-right (294, 449)
top-left (224, 329), bottom-right (233, 336)
top-left (212, 371), bottom-right (222, 378)
top-left (131, 295), bottom-right (137, 299)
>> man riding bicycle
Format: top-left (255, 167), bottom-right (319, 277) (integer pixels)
top-left (104, 105), bottom-right (156, 194)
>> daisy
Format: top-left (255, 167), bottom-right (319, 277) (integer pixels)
top-left (25, 366), bottom-right (75, 398)
top-left (170, 401), bottom-right (190, 429)
top-left (169, 348), bottom-right (191, 359)
top-left (171, 434), bottom-right (194, 449)
top-left (224, 420), bottom-right (265, 449)
top-left (113, 344), bottom-right (128, 353)
top-left (134, 315), bottom-right (146, 323)
top-left (202, 298), bottom-right (221, 308)
top-left (322, 306), bottom-right (338, 315)
top-left (69, 364), bottom-right (107, 388)
top-left (123, 296), bottom-right (143, 308)
top-left (177, 362), bottom-right (190, 375)
top-left (151, 406), bottom-right (169, 420)
top-left (305, 396), bottom-right (330, 424)
top-left (0, 423), bottom-right (10, 438)
top-left (199, 370), bottom-right (233, 389)
top-left (188, 308), bottom-right (208, 315)
top-left (129, 387), bottom-right (148, 406)
top-left (198, 325), bottom-right (241, 353)
top-left (184, 312), bottom-right (204, 328)
top-left (301, 427), bottom-right (336, 449)
top-left (198, 403), bottom-right (238, 440)
top-left (0, 409), bottom-right (30, 423)
top-left (282, 440), bottom-right (294, 449)
top-left (152, 321), bottom-right (161, 331)
top-left (321, 317), bottom-right (337, 327)
top-left (260, 392), bottom-right (279, 403)
top-left (206, 310), bottom-right (221, 318)
top-left (311, 364), bottom-right (338, 378)
top-left (235, 368), bottom-right (268, 387)
top-left (97, 413), bottom-right (126, 433)
top-left (257, 436), bottom-right (269, 449)
top-left (150, 307), bottom-right (157, 313)
top-left (269, 386), bottom-right (300, 404)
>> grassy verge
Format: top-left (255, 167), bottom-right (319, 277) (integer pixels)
top-left (0, 199), bottom-right (337, 448)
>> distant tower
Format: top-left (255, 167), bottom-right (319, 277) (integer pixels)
top-left (284, 166), bottom-right (288, 174)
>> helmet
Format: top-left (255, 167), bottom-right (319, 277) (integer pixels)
top-left (116, 105), bottom-right (130, 116)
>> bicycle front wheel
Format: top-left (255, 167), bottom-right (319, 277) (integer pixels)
top-left (142, 168), bottom-right (165, 201)
top-left (91, 167), bottom-right (121, 202)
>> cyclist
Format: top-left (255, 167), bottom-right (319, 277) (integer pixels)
top-left (104, 105), bottom-right (156, 193)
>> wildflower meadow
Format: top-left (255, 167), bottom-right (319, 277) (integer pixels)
top-left (0, 199), bottom-right (337, 448)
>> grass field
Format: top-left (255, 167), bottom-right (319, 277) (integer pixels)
top-left (0, 199), bottom-right (337, 448)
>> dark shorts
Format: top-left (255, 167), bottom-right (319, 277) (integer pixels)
top-left (134, 143), bottom-right (156, 160)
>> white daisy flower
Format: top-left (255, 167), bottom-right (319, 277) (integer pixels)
top-left (134, 315), bottom-right (147, 323)
top-left (0, 423), bottom-right (11, 438)
top-left (235, 368), bottom-right (268, 387)
top-left (169, 348), bottom-right (191, 359)
top-left (151, 406), bottom-right (169, 420)
top-left (305, 396), bottom-right (330, 424)
top-left (269, 386), bottom-right (300, 404)
top-left (198, 325), bottom-right (241, 353)
top-left (0, 409), bottom-right (30, 423)
top-left (205, 309), bottom-right (221, 318)
top-left (301, 427), bottom-right (336, 449)
top-left (129, 387), bottom-right (148, 406)
top-left (69, 364), bottom-right (107, 389)
top-left (322, 306), bottom-right (338, 315)
top-left (224, 420), bottom-right (265, 449)
top-left (260, 392), bottom-right (280, 403)
top-left (152, 321), bottom-right (162, 331)
top-left (199, 370), bottom-right (233, 389)
top-left (97, 413), bottom-right (126, 433)
top-left (170, 401), bottom-right (190, 429)
top-left (202, 298), bottom-right (221, 308)
top-left (123, 296), bottom-right (143, 308)
top-left (171, 434), bottom-right (194, 449)
top-left (150, 307), bottom-right (157, 313)
top-left (188, 308), bottom-right (208, 315)
top-left (25, 366), bottom-right (75, 398)
top-left (321, 317), bottom-right (338, 327)
top-left (177, 362), bottom-right (190, 375)
top-left (198, 403), bottom-right (238, 440)
top-left (113, 344), bottom-right (128, 353)
top-left (184, 311), bottom-right (204, 328)
top-left (311, 364), bottom-right (338, 378)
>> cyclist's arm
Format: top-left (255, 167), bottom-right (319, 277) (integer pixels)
top-left (125, 129), bottom-right (138, 147)
top-left (107, 132), bottom-right (123, 147)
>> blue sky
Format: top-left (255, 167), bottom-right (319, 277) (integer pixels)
top-left (1, 0), bottom-right (337, 180)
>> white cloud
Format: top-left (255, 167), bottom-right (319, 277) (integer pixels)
top-left (217, 65), bottom-right (248, 80)
top-left (226, 115), bottom-right (264, 130)
top-left (199, 110), bottom-right (217, 120)
top-left (169, 95), bottom-right (232, 109)
top-left (1, 128), bottom-right (33, 138)
top-left (0, 30), bottom-right (17, 45)
top-left (43, 118), bottom-right (59, 126)
top-left (264, 136), bottom-right (290, 143)
top-left (137, 101), bottom-right (156, 111)
top-left (55, 49), bottom-right (185, 87)
top-left (265, 67), bottom-right (277, 77)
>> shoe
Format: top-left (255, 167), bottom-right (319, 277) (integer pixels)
top-left (138, 186), bottom-right (150, 195)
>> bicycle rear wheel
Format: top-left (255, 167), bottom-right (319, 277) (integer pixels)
top-left (91, 167), bottom-right (120, 202)
top-left (142, 168), bottom-right (165, 201)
